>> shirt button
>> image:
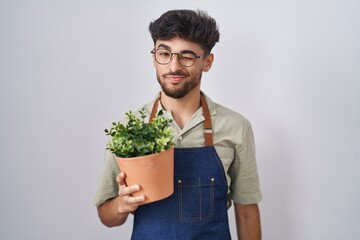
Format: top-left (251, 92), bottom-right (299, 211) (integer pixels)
top-left (178, 135), bottom-right (183, 141)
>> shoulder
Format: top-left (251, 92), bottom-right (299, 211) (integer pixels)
top-left (214, 103), bottom-right (252, 141)
top-left (214, 102), bottom-right (251, 127)
top-left (204, 94), bottom-right (252, 131)
top-left (204, 95), bottom-right (254, 148)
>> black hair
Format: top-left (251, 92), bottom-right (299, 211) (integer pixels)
top-left (149, 9), bottom-right (220, 54)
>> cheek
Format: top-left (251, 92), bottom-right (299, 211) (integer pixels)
top-left (154, 64), bottom-right (168, 78)
top-left (190, 65), bottom-right (205, 76)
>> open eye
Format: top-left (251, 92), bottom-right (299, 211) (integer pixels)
top-left (156, 50), bottom-right (171, 57)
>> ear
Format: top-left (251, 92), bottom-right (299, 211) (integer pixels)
top-left (202, 53), bottom-right (214, 72)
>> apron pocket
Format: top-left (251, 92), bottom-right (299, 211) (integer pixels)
top-left (177, 177), bottom-right (214, 222)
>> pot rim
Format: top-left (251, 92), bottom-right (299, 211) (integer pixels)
top-left (115, 146), bottom-right (174, 161)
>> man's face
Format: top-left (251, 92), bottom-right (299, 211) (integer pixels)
top-left (153, 37), bottom-right (213, 99)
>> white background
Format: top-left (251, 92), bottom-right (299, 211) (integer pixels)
top-left (1, 0), bottom-right (359, 239)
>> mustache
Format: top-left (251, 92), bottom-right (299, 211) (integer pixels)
top-left (163, 70), bottom-right (189, 77)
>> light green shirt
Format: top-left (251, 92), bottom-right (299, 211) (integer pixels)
top-left (94, 93), bottom-right (262, 207)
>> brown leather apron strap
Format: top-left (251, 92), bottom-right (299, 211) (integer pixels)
top-left (149, 93), bottom-right (213, 147)
top-left (200, 93), bottom-right (214, 147)
top-left (149, 97), bottom-right (160, 122)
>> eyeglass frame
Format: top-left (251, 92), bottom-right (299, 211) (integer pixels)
top-left (150, 49), bottom-right (209, 67)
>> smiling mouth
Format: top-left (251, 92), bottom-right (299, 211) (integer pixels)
top-left (164, 70), bottom-right (188, 82)
top-left (166, 75), bottom-right (186, 82)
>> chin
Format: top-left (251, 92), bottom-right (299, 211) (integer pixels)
top-left (163, 90), bottom-right (188, 99)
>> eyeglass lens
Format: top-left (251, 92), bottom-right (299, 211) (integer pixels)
top-left (154, 49), bottom-right (196, 67)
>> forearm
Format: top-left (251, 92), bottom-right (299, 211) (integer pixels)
top-left (234, 203), bottom-right (261, 240)
top-left (97, 197), bottom-right (130, 227)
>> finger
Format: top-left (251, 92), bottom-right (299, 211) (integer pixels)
top-left (116, 196), bottom-right (144, 214)
top-left (120, 184), bottom-right (141, 196)
top-left (122, 195), bottom-right (145, 204)
top-left (116, 172), bottom-right (126, 186)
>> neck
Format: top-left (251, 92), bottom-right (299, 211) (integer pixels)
top-left (160, 89), bottom-right (201, 129)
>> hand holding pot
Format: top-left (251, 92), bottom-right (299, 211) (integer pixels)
top-left (116, 172), bottom-right (145, 213)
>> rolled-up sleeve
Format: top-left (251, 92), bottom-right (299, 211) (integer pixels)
top-left (229, 125), bottom-right (262, 204)
top-left (93, 150), bottom-right (120, 206)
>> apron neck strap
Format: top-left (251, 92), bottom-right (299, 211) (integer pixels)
top-left (149, 93), bottom-right (213, 147)
top-left (201, 93), bottom-right (214, 147)
top-left (149, 95), bottom-right (159, 123)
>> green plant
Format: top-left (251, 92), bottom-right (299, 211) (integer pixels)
top-left (105, 108), bottom-right (174, 158)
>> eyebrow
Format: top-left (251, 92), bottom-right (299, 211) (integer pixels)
top-left (157, 44), bottom-right (171, 50)
top-left (157, 44), bottom-right (197, 55)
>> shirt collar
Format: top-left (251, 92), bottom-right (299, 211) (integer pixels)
top-left (201, 92), bottom-right (217, 117)
top-left (145, 91), bottom-right (217, 117)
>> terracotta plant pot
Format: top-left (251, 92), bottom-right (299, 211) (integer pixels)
top-left (115, 147), bottom-right (174, 204)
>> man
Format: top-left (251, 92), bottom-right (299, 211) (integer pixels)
top-left (94, 9), bottom-right (262, 239)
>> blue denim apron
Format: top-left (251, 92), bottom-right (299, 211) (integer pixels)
top-left (131, 95), bottom-right (231, 240)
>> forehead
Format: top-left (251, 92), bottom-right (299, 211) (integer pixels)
top-left (155, 37), bottom-right (203, 53)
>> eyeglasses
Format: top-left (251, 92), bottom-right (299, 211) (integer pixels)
top-left (151, 49), bottom-right (208, 67)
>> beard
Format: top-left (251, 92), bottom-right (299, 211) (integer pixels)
top-left (156, 70), bottom-right (202, 99)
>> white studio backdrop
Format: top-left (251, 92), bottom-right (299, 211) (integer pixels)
top-left (1, 0), bottom-right (359, 239)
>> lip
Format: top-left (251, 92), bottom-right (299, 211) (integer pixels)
top-left (166, 75), bottom-right (186, 83)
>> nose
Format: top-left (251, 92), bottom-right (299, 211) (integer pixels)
top-left (169, 53), bottom-right (183, 71)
